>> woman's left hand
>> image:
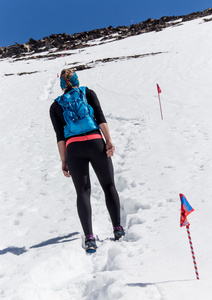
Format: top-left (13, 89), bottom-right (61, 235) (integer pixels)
top-left (62, 161), bottom-right (71, 177)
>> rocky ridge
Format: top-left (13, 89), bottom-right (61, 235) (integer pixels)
top-left (0, 8), bottom-right (212, 60)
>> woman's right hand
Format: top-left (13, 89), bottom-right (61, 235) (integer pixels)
top-left (106, 141), bottom-right (115, 157)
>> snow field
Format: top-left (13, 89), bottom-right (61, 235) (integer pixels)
top-left (0, 16), bottom-right (212, 299)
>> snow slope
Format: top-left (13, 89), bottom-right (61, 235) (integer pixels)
top-left (0, 16), bottom-right (212, 300)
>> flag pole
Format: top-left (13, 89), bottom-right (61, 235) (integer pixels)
top-left (179, 194), bottom-right (199, 280)
top-left (186, 225), bottom-right (200, 280)
top-left (156, 84), bottom-right (163, 120)
top-left (158, 92), bottom-right (163, 120)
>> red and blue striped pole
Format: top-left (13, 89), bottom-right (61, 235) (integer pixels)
top-left (179, 194), bottom-right (199, 280)
top-left (186, 225), bottom-right (200, 280)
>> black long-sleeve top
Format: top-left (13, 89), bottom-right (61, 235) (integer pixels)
top-left (50, 87), bottom-right (107, 142)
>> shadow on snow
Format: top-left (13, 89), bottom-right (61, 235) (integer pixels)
top-left (127, 279), bottom-right (195, 287)
top-left (0, 232), bottom-right (80, 256)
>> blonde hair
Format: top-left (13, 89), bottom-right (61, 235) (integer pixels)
top-left (60, 69), bottom-right (74, 89)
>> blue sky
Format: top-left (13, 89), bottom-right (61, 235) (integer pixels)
top-left (0, 0), bottom-right (211, 47)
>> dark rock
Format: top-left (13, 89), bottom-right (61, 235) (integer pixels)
top-left (1, 8), bottom-right (211, 59)
top-left (28, 38), bottom-right (37, 45)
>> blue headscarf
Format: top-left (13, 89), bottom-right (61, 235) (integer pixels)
top-left (60, 72), bottom-right (80, 89)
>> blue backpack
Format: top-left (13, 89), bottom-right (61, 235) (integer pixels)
top-left (55, 86), bottom-right (99, 138)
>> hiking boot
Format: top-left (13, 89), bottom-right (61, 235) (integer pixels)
top-left (85, 238), bottom-right (97, 253)
top-left (113, 226), bottom-right (125, 241)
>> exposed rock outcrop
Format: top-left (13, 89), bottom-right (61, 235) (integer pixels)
top-left (0, 8), bottom-right (211, 59)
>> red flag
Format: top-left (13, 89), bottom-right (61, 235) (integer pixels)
top-left (180, 194), bottom-right (194, 227)
top-left (157, 84), bottom-right (162, 94)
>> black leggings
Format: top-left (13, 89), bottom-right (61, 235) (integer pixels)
top-left (66, 138), bottom-right (120, 236)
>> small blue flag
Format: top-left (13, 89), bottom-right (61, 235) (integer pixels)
top-left (180, 194), bottom-right (194, 227)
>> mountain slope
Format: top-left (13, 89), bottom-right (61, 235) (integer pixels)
top-left (0, 15), bottom-right (212, 300)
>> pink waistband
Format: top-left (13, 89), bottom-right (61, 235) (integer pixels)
top-left (66, 134), bottom-right (103, 147)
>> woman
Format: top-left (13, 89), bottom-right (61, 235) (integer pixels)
top-left (50, 69), bottom-right (125, 253)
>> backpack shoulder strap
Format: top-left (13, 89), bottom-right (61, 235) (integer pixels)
top-left (79, 86), bottom-right (87, 95)
top-left (55, 86), bottom-right (88, 108)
